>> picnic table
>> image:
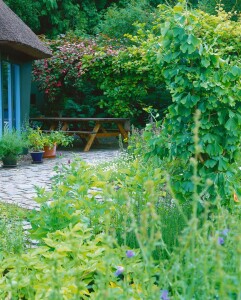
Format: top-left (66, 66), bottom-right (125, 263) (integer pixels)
top-left (29, 117), bottom-right (130, 152)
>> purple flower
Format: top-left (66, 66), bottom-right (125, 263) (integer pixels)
top-left (160, 289), bottom-right (170, 300)
top-left (221, 229), bottom-right (229, 236)
top-left (68, 159), bottom-right (71, 164)
top-left (114, 266), bottom-right (124, 276)
top-left (218, 237), bottom-right (225, 245)
top-left (59, 152), bottom-right (62, 157)
top-left (126, 250), bottom-right (135, 258)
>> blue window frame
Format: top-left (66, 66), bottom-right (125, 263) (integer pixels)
top-left (0, 61), bottom-right (21, 135)
top-left (14, 64), bottom-right (21, 131)
top-left (7, 63), bottom-right (13, 130)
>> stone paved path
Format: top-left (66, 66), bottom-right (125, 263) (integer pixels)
top-left (0, 148), bottom-right (120, 210)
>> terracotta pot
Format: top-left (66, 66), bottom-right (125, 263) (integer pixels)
top-left (43, 144), bottom-right (57, 158)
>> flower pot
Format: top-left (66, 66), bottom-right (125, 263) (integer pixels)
top-left (30, 151), bottom-right (45, 164)
top-left (2, 155), bottom-right (17, 168)
top-left (43, 144), bottom-right (57, 158)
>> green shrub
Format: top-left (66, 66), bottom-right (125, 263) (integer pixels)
top-left (0, 127), bottom-right (29, 160)
top-left (140, 1), bottom-right (241, 204)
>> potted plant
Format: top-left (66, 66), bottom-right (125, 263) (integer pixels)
top-left (0, 128), bottom-right (28, 168)
top-left (27, 127), bottom-right (45, 163)
top-left (43, 131), bottom-right (73, 158)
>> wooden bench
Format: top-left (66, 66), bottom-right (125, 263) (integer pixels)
top-left (30, 117), bottom-right (130, 152)
top-left (42, 130), bottom-right (97, 135)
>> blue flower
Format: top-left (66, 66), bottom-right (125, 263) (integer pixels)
top-left (114, 266), bottom-right (124, 276)
top-left (160, 289), bottom-right (170, 300)
top-left (126, 250), bottom-right (135, 258)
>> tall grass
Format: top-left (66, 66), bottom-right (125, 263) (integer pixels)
top-left (0, 202), bottom-right (28, 256)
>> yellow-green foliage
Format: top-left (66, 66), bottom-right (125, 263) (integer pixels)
top-left (0, 224), bottom-right (107, 299)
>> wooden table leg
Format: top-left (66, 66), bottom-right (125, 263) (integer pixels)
top-left (84, 123), bottom-right (101, 152)
top-left (117, 123), bottom-right (128, 140)
top-left (61, 122), bottom-right (69, 131)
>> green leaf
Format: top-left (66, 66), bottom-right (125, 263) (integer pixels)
top-left (56, 244), bottom-right (72, 252)
top-left (218, 157), bottom-right (229, 171)
top-left (210, 55), bottom-right (220, 67)
top-left (230, 66), bottom-right (241, 77)
top-left (187, 34), bottom-right (200, 47)
top-left (161, 22), bottom-right (170, 36)
top-left (163, 68), bottom-right (178, 79)
top-left (187, 44), bottom-right (196, 54)
top-left (180, 93), bottom-right (199, 107)
top-left (228, 110), bottom-right (235, 118)
top-left (225, 118), bottom-right (237, 131)
top-left (204, 159), bottom-right (217, 168)
top-left (217, 110), bottom-right (227, 124)
top-left (163, 38), bottom-right (172, 48)
top-left (180, 43), bottom-right (188, 53)
top-left (203, 133), bottom-right (218, 143)
top-left (206, 141), bottom-right (222, 156)
top-left (199, 44), bottom-right (204, 55)
top-left (201, 57), bottom-right (210, 68)
top-left (182, 181), bottom-right (194, 192)
top-left (173, 27), bottom-right (185, 38)
top-left (163, 53), bottom-right (174, 63)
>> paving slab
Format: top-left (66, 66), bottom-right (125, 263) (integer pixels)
top-left (0, 148), bottom-right (120, 210)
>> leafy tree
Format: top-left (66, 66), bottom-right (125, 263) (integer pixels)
top-left (96, 0), bottom-right (156, 40)
top-left (4, 0), bottom-right (41, 32)
top-left (4, 0), bottom-right (118, 36)
top-left (5, 0), bottom-right (241, 38)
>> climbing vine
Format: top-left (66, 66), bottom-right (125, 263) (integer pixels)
top-left (144, 1), bottom-right (241, 204)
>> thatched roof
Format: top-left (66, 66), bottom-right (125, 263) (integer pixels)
top-left (0, 0), bottom-right (52, 60)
